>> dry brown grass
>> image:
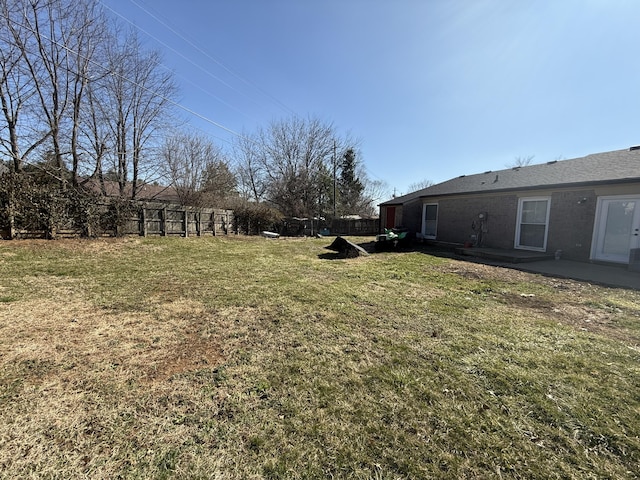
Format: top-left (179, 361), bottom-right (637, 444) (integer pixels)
top-left (1, 287), bottom-right (228, 476)
top-left (1, 237), bottom-right (639, 479)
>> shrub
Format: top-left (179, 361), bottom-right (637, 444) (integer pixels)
top-left (230, 199), bottom-right (283, 235)
top-left (0, 172), bottom-right (124, 238)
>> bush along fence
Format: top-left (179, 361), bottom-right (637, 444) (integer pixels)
top-left (0, 171), bottom-right (235, 239)
top-left (0, 172), bottom-right (377, 239)
top-left (1, 196), bottom-right (234, 240)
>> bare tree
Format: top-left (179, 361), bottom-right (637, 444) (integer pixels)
top-left (67, 0), bottom-right (106, 186)
top-left (161, 131), bottom-right (232, 206)
top-left (407, 178), bottom-right (434, 193)
top-left (231, 116), bottom-right (372, 219)
top-left (508, 155), bottom-right (535, 168)
top-left (234, 132), bottom-right (267, 202)
top-left (129, 44), bottom-right (175, 198)
top-left (0, 0), bottom-right (110, 183)
top-left (102, 31), bottom-right (132, 196)
top-left (80, 71), bottom-right (111, 194)
top-left (0, 3), bottom-right (29, 172)
top-left (362, 178), bottom-right (391, 216)
top-left (100, 28), bottom-right (176, 198)
top-left (257, 116), bottom-right (342, 218)
top-left (10, 0), bottom-right (75, 175)
top-left (0, 0), bottom-right (50, 172)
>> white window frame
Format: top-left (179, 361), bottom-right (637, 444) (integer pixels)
top-left (514, 196), bottom-right (551, 251)
top-left (421, 203), bottom-right (438, 239)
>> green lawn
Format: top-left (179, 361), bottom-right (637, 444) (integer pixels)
top-left (1, 236), bottom-right (639, 479)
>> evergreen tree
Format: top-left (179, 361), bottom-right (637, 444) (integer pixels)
top-left (337, 148), bottom-right (364, 216)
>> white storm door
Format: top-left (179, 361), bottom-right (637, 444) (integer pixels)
top-left (422, 204), bottom-right (438, 239)
top-left (593, 197), bottom-right (640, 263)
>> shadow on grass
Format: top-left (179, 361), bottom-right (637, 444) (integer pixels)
top-left (318, 237), bottom-right (416, 259)
top-left (317, 236), bottom-right (458, 260)
top-left (317, 252), bottom-right (345, 260)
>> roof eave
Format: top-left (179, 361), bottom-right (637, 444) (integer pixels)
top-left (416, 177), bottom-right (640, 200)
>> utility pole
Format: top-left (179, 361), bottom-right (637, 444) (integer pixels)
top-left (333, 140), bottom-right (337, 219)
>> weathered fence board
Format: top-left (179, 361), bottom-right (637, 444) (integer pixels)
top-left (133, 204), bottom-right (234, 237)
top-left (4, 201), bottom-right (234, 239)
top-left (329, 218), bottom-right (379, 236)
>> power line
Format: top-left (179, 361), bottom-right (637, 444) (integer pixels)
top-left (100, 0), bottom-right (294, 123)
top-left (5, 9), bottom-right (383, 191)
top-left (99, 2), bottom-right (253, 110)
top-left (126, 0), bottom-right (295, 116)
top-left (165, 67), bottom-right (255, 123)
top-left (11, 17), bottom-right (252, 143)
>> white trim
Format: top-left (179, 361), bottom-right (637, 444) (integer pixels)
top-left (591, 195), bottom-right (640, 263)
top-left (421, 203), bottom-right (438, 239)
top-left (514, 196), bottom-right (551, 251)
top-left (590, 197), bottom-right (604, 261)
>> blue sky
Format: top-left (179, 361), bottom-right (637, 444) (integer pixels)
top-left (101, 0), bottom-right (640, 198)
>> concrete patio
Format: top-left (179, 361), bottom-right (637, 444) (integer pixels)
top-left (512, 258), bottom-right (640, 290)
top-left (454, 247), bottom-right (640, 290)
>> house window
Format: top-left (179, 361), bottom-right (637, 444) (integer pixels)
top-left (515, 197), bottom-right (550, 251)
top-left (422, 204), bottom-right (438, 239)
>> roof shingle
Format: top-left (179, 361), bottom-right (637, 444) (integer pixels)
top-left (381, 148), bottom-right (640, 206)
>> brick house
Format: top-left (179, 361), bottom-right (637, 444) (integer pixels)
top-left (379, 147), bottom-right (640, 264)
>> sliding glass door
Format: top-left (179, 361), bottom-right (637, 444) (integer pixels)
top-left (592, 197), bottom-right (640, 263)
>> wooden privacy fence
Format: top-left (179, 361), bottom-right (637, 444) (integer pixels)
top-left (329, 218), bottom-right (379, 236)
top-left (120, 203), bottom-right (234, 237)
top-left (3, 202), bottom-right (234, 239)
top-left (277, 217), bottom-right (380, 237)
top-left (3, 199), bottom-right (381, 239)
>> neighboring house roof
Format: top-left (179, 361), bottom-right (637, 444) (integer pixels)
top-left (381, 147), bottom-right (640, 206)
top-left (82, 178), bottom-right (181, 203)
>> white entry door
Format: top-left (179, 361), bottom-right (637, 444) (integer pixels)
top-left (592, 197), bottom-right (640, 263)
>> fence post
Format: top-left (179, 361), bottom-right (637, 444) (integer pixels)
top-left (183, 209), bottom-right (189, 237)
top-left (85, 207), bottom-right (92, 238)
top-left (161, 207), bottom-right (167, 236)
top-left (8, 202), bottom-right (15, 239)
top-left (140, 207), bottom-right (147, 237)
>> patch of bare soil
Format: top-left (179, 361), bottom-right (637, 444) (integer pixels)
top-left (0, 297), bottom-right (224, 388)
top-left (440, 259), bottom-right (640, 345)
top-left (142, 333), bottom-right (223, 382)
top-left (442, 259), bottom-right (569, 286)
